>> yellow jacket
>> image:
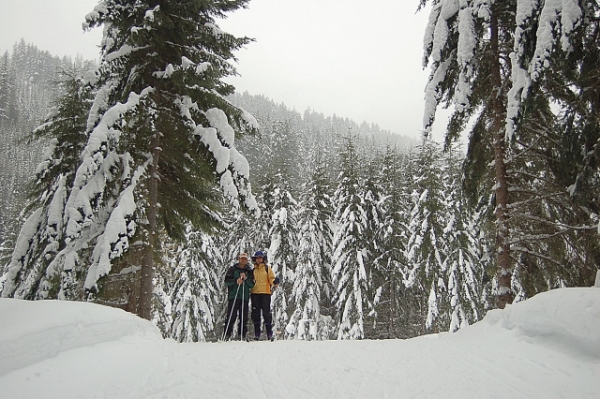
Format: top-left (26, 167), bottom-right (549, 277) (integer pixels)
top-left (251, 263), bottom-right (276, 294)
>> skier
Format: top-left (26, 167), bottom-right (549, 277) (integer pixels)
top-left (250, 250), bottom-right (279, 341)
top-left (223, 252), bottom-right (255, 340)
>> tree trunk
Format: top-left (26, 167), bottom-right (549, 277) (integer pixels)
top-left (490, 8), bottom-right (514, 309)
top-left (138, 133), bottom-right (161, 320)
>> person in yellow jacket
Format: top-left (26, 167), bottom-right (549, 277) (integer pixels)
top-left (250, 250), bottom-right (279, 341)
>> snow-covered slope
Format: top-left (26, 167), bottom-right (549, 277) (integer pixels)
top-left (0, 288), bottom-right (599, 398)
top-left (0, 299), bottom-right (160, 376)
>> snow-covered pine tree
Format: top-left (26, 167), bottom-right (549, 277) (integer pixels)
top-left (287, 150), bottom-right (333, 340)
top-left (251, 182), bottom-right (276, 252)
top-left (0, 46), bottom-right (92, 277)
top-left (421, 0), bottom-right (519, 308)
top-left (267, 169), bottom-right (298, 338)
top-left (152, 265), bottom-right (173, 339)
top-left (0, 49), bottom-right (19, 127)
top-left (359, 147), bottom-right (384, 337)
top-left (371, 145), bottom-right (409, 338)
top-left (442, 144), bottom-right (486, 332)
top-left (505, 0), bottom-right (586, 142)
top-left (27, 0), bottom-right (259, 320)
top-left (501, 1), bottom-right (599, 296)
top-left (404, 140), bottom-right (450, 334)
top-left (420, 0), bottom-right (599, 308)
top-left (170, 230), bottom-right (222, 342)
top-left (548, 2), bottom-right (600, 287)
top-left (331, 135), bottom-right (371, 340)
top-left (501, 93), bottom-right (600, 300)
top-left (1, 70), bottom-right (93, 300)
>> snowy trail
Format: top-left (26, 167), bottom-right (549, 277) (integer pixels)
top-left (0, 288), bottom-right (599, 398)
top-left (1, 332), bottom-right (597, 398)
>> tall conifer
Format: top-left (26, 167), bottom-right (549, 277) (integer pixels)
top-left (1, 70), bottom-right (93, 300)
top-left (331, 136), bottom-right (371, 339)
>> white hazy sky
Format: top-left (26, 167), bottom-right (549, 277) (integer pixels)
top-left (0, 0), bottom-right (449, 141)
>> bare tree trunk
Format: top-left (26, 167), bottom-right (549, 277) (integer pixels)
top-left (138, 133), bottom-right (161, 320)
top-left (490, 8), bottom-right (514, 309)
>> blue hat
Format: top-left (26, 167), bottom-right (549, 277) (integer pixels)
top-left (253, 250), bottom-right (265, 258)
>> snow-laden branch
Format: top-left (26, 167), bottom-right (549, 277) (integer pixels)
top-left (65, 88), bottom-right (153, 240)
top-left (85, 160), bottom-right (149, 291)
top-left (423, 57), bottom-right (452, 138)
top-left (1, 209), bottom-right (43, 297)
top-left (82, 1), bottom-right (109, 30)
top-left (506, 0), bottom-right (582, 140)
top-left (192, 108), bottom-right (257, 210)
top-left (423, 2), bottom-right (443, 67)
top-left (431, 0), bottom-right (460, 64)
top-left (422, 0), bottom-right (462, 137)
top-left (153, 57), bottom-right (211, 79)
top-left (455, 6), bottom-right (477, 113)
top-left (531, 0), bottom-right (582, 80)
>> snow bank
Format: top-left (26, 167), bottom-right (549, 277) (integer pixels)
top-left (0, 299), bottom-right (161, 376)
top-left (477, 288), bottom-right (600, 357)
top-left (0, 288), bottom-right (598, 398)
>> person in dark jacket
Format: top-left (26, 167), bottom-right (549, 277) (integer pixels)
top-left (250, 250), bottom-right (279, 341)
top-left (223, 252), bottom-right (255, 340)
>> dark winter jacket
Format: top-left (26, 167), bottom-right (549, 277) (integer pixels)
top-left (224, 263), bottom-right (255, 301)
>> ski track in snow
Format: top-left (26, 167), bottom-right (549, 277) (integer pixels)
top-left (0, 288), bottom-right (599, 398)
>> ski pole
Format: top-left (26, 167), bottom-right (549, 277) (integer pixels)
top-left (240, 272), bottom-right (248, 341)
top-left (223, 282), bottom-right (241, 341)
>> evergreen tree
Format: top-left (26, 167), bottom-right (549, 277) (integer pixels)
top-left (0, 44), bottom-right (79, 257)
top-left (504, 1), bottom-right (598, 297)
top-left (331, 136), bottom-right (371, 339)
top-left (170, 230), bottom-right (222, 342)
top-left (420, 0), bottom-right (598, 307)
top-left (404, 141), bottom-right (449, 333)
top-left (507, 132), bottom-right (599, 299)
top-left (443, 145), bottom-right (486, 332)
top-left (371, 145), bottom-right (409, 338)
top-left (360, 148), bottom-right (384, 337)
top-left (1, 70), bottom-right (93, 300)
top-left (76, 0), bottom-right (257, 320)
top-left (421, 0), bottom-right (522, 308)
top-left (287, 151), bottom-right (333, 340)
top-left (267, 169), bottom-right (298, 337)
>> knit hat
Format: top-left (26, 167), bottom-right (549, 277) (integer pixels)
top-left (239, 252), bottom-right (249, 259)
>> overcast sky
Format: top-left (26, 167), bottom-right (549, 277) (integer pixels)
top-left (0, 0), bottom-right (448, 141)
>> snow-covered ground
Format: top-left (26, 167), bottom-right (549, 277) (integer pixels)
top-left (1, 288), bottom-right (599, 399)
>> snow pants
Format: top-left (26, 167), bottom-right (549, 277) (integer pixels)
top-left (224, 298), bottom-right (249, 339)
top-left (251, 294), bottom-right (273, 338)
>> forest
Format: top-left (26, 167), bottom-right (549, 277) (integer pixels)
top-left (0, 1), bottom-right (598, 342)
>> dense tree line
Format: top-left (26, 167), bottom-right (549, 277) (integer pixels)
top-left (1, 0), bottom-right (598, 344)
